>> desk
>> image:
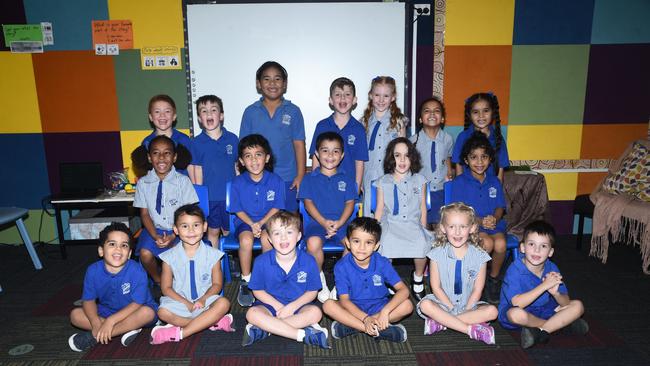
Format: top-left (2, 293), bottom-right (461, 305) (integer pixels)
top-left (51, 192), bottom-right (136, 259)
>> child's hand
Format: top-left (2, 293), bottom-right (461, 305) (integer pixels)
top-left (157, 233), bottom-right (175, 248)
top-left (375, 310), bottom-right (390, 331)
top-left (482, 216), bottom-right (496, 230)
top-left (251, 222), bottom-right (262, 238)
top-left (363, 316), bottom-right (379, 336)
top-left (276, 303), bottom-right (297, 319)
top-left (96, 318), bottom-right (115, 344)
top-left (324, 220), bottom-right (338, 238)
top-left (185, 300), bottom-right (195, 312)
top-left (193, 300), bottom-right (205, 310)
top-left (543, 272), bottom-right (563, 292)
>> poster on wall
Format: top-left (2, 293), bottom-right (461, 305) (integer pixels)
top-left (140, 46), bottom-right (182, 70)
top-left (92, 20), bottom-right (132, 56)
top-left (2, 24), bottom-right (44, 53)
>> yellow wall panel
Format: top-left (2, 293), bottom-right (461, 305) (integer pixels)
top-left (446, 0), bottom-right (515, 45)
top-left (0, 53), bottom-right (42, 133)
top-left (507, 125), bottom-right (583, 160)
top-left (0, 210), bottom-right (57, 245)
top-left (120, 130), bottom-right (151, 182)
top-left (108, 0), bottom-right (184, 48)
top-left (543, 172), bottom-right (578, 201)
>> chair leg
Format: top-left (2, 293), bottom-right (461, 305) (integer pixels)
top-left (222, 253), bottom-right (232, 284)
top-left (16, 218), bottom-right (43, 270)
top-left (576, 214), bottom-right (584, 250)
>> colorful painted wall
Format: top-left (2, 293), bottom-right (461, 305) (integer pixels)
top-left (0, 0), bottom-right (648, 245)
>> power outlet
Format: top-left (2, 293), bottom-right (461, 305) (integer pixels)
top-left (414, 4), bottom-right (431, 16)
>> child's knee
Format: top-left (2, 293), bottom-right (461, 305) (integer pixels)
top-left (302, 305), bottom-right (323, 323)
top-left (570, 299), bottom-right (585, 315)
top-left (322, 299), bottom-right (337, 314)
top-left (507, 307), bottom-right (528, 324)
top-left (216, 296), bottom-right (231, 310)
top-left (307, 237), bottom-right (323, 251)
top-left (485, 304), bottom-right (499, 319)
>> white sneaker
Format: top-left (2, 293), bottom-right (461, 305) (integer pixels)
top-left (318, 286), bottom-right (331, 303)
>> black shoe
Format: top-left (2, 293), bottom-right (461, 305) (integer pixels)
top-left (238, 280), bottom-right (255, 307)
top-left (331, 321), bottom-right (358, 339)
top-left (68, 331), bottom-right (97, 352)
top-left (486, 276), bottom-right (501, 304)
top-left (521, 327), bottom-right (550, 349)
top-left (376, 324), bottom-right (407, 343)
top-left (411, 271), bottom-right (425, 301)
top-left (566, 318), bottom-right (589, 335)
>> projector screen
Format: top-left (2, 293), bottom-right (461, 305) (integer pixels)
top-left (186, 2), bottom-right (407, 153)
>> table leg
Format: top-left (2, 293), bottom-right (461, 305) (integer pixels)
top-left (54, 206), bottom-right (67, 259)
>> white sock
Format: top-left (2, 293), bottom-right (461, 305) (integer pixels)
top-left (320, 271), bottom-right (329, 289)
top-left (179, 327), bottom-right (184, 340)
top-left (297, 329), bottom-right (305, 342)
top-left (241, 274), bottom-right (251, 283)
top-left (413, 273), bottom-right (424, 292)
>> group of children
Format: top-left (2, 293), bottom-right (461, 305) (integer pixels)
top-left (68, 61), bottom-right (588, 352)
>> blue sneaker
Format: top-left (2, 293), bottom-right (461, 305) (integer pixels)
top-left (237, 281), bottom-right (255, 307)
top-left (303, 324), bottom-right (331, 349)
top-left (242, 324), bottom-right (269, 347)
top-left (68, 331), bottom-right (97, 352)
top-left (376, 324), bottom-right (408, 343)
top-left (331, 321), bottom-right (358, 339)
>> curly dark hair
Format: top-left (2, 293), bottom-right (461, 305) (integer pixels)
top-left (463, 92), bottom-right (503, 175)
top-left (98, 222), bottom-right (133, 249)
top-left (383, 137), bottom-right (422, 174)
top-left (460, 132), bottom-right (495, 168)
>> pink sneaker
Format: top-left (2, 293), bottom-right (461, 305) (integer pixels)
top-left (424, 317), bottom-right (446, 335)
top-left (150, 324), bottom-right (181, 345)
top-left (469, 323), bottom-right (495, 345)
top-left (209, 313), bottom-right (235, 332)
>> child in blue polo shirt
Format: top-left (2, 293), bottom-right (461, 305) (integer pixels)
top-left (323, 217), bottom-right (413, 343)
top-left (449, 132), bottom-right (507, 304)
top-left (68, 223), bottom-right (157, 352)
top-left (240, 61), bottom-right (306, 212)
top-left (231, 134), bottom-right (286, 307)
top-left (309, 77), bottom-right (369, 192)
top-left (499, 221), bottom-right (588, 349)
top-left (133, 135), bottom-right (198, 285)
top-left (242, 211), bottom-right (330, 349)
top-left (150, 204), bottom-right (233, 345)
top-left (189, 95), bottom-right (239, 247)
top-left (299, 131), bottom-right (356, 302)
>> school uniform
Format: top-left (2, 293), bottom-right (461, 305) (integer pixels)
top-left (240, 98), bottom-right (305, 211)
top-left (158, 242), bottom-right (224, 318)
top-left (362, 112), bottom-right (403, 216)
top-left (190, 129), bottom-right (239, 230)
top-left (451, 125), bottom-right (510, 176)
top-left (498, 258), bottom-right (569, 330)
top-left (142, 129), bottom-right (192, 176)
top-left (374, 173), bottom-right (432, 258)
top-left (416, 244), bottom-right (490, 317)
top-left (449, 171), bottom-right (506, 234)
top-left (230, 170), bottom-right (286, 236)
top-left (298, 167), bottom-right (357, 244)
top-left (309, 115), bottom-right (369, 183)
top-left (133, 167), bottom-right (198, 256)
top-left (248, 249), bottom-right (321, 311)
top-left (410, 128), bottom-right (454, 223)
top-left (334, 252), bottom-right (402, 315)
top-left (82, 259), bottom-right (158, 319)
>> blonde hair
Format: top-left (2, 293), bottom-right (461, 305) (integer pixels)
top-left (361, 76), bottom-right (405, 132)
top-left (433, 202), bottom-right (481, 248)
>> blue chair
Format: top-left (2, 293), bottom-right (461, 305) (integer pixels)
top-left (219, 182), bottom-right (263, 283)
top-left (0, 207), bottom-right (44, 292)
top-left (442, 181), bottom-right (520, 262)
top-left (193, 184), bottom-right (210, 220)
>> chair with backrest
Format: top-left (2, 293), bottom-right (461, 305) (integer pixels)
top-left (443, 181), bottom-right (520, 262)
top-left (0, 207), bottom-right (44, 292)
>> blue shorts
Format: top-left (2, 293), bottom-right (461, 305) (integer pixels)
top-left (207, 200), bottom-right (229, 231)
top-left (479, 219), bottom-right (507, 235)
top-left (137, 228), bottom-right (180, 257)
top-left (235, 222), bottom-right (267, 238)
top-left (426, 190), bottom-right (445, 224)
top-left (499, 304), bottom-right (557, 330)
top-left (252, 300), bottom-right (319, 317)
top-left (304, 221), bottom-right (346, 247)
top-left (284, 181), bottom-right (298, 212)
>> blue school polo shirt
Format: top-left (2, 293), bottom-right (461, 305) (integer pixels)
top-left (334, 252), bottom-right (402, 313)
top-left (82, 259), bottom-right (157, 316)
top-left (449, 171), bottom-right (506, 220)
top-left (240, 98), bottom-right (306, 182)
top-left (298, 168), bottom-right (357, 220)
top-left (451, 125), bottom-right (510, 176)
top-left (308, 115), bottom-right (369, 180)
top-left (190, 129), bottom-right (239, 201)
top-left (230, 170), bottom-right (286, 224)
top-left (498, 258), bottom-right (568, 330)
top-left (248, 249), bottom-right (321, 305)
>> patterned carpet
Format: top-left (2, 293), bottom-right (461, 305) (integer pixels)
top-left (1, 235), bottom-right (649, 365)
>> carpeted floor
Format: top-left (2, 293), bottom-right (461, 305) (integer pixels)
top-left (1, 235), bottom-right (649, 365)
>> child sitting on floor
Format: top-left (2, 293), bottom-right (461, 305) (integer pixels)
top-left (150, 204), bottom-right (233, 345)
top-left (498, 220), bottom-right (588, 349)
top-left (323, 217), bottom-right (413, 343)
top-left (68, 223), bottom-right (157, 352)
top-left (242, 211), bottom-right (330, 349)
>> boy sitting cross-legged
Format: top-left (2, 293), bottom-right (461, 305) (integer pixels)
top-left (323, 217), bottom-right (413, 343)
top-left (242, 210), bottom-right (330, 349)
top-left (498, 220), bottom-right (588, 348)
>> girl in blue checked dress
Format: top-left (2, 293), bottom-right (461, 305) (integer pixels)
top-left (417, 202), bottom-right (498, 345)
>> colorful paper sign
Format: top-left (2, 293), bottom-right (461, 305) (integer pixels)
top-left (2, 24), bottom-right (44, 53)
top-left (141, 46), bottom-right (182, 70)
top-left (92, 20), bottom-right (133, 50)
